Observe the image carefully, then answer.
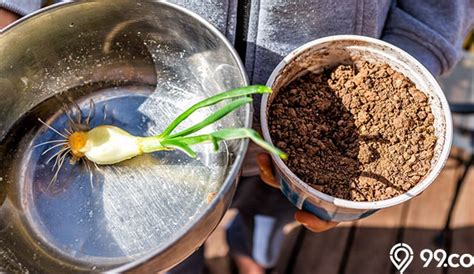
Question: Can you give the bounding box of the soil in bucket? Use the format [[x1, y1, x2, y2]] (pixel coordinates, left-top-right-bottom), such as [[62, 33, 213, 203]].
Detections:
[[268, 62, 437, 201]]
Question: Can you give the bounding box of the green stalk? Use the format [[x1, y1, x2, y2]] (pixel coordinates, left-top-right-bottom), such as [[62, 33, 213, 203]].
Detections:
[[163, 128, 288, 160], [159, 85, 271, 137], [168, 97, 252, 138], [158, 139, 197, 158]]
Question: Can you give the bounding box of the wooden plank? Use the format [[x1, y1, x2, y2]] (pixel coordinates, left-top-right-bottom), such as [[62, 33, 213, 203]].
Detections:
[[397, 151, 462, 274], [450, 166, 474, 228], [285, 169, 407, 274], [355, 201, 406, 228], [342, 202, 408, 274], [404, 156, 459, 229], [448, 164, 474, 274], [401, 228, 443, 274], [343, 227, 402, 274], [448, 227, 474, 274], [398, 153, 462, 274], [289, 226, 352, 274], [273, 224, 304, 274], [204, 152, 470, 274]]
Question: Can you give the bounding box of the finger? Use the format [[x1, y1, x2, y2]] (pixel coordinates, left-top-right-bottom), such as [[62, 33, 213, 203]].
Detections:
[[0, 8, 20, 29], [294, 210, 339, 233], [257, 152, 279, 188]]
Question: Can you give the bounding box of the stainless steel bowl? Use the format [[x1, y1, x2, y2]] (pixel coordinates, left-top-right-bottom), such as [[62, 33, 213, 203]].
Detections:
[[0, 1, 249, 272]]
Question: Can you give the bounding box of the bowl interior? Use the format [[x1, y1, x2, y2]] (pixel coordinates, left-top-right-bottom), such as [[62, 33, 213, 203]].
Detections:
[[263, 36, 451, 209], [0, 1, 247, 272]]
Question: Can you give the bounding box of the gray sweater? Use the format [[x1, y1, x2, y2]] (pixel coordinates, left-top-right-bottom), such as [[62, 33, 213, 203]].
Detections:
[[1, 0, 473, 82]]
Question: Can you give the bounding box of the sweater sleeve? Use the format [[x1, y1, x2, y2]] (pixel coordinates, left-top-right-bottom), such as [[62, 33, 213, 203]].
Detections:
[[381, 0, 474, 76], [0, 0, 43, 16]]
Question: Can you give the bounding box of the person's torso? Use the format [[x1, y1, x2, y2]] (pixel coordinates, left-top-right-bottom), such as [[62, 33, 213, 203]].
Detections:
[[170, 0, 392, 84]]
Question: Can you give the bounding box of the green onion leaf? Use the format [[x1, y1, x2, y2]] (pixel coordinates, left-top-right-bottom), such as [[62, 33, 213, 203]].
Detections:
[[168, 97, 253, 138], [160, 139, 197, 158], [166, 128, 287, 160], [160, 85, 271, 137]]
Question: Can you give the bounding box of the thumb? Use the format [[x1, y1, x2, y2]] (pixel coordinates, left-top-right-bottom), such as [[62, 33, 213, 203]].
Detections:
[[294, 210, 339, 232], [257, 152, 280, 188]]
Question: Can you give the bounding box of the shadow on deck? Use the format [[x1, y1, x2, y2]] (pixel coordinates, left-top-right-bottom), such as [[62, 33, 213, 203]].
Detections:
[[274, 225, 474, 274], [196, 147, 474, 274]]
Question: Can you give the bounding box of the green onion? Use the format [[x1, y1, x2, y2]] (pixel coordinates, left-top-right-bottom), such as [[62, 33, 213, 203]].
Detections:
[[71, 85, 286, 165]]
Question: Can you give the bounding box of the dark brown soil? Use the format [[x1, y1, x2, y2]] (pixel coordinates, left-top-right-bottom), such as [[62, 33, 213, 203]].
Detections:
[[268, 62, 436, 201]]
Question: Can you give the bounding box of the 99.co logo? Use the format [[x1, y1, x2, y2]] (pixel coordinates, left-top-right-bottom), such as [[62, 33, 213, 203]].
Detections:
[[390, 243, 414, 274], [390, 243, 474, 273], [420, 249, 474, 269]]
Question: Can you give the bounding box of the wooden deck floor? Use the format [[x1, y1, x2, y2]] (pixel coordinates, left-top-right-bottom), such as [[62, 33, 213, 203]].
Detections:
[[276, 151, 474, 274], [202, 148, 474, 274]]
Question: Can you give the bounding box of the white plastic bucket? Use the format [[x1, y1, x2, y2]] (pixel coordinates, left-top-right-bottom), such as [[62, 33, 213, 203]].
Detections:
[[261, 35, 453, 221]]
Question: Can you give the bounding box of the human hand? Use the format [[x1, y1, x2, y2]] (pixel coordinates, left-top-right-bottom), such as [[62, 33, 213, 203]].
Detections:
[[256, 152, 338, 232], [0, 8, 20, 29]]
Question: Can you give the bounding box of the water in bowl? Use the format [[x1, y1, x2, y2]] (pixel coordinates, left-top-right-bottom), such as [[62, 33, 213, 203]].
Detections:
[[0, 82, 229, 268]]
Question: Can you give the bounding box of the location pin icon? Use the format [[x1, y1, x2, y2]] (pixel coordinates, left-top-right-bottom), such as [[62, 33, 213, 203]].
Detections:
[[390, 243, 414, 274]]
